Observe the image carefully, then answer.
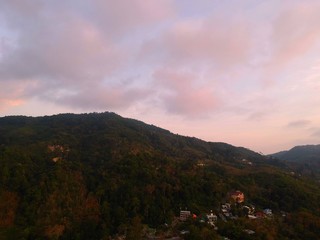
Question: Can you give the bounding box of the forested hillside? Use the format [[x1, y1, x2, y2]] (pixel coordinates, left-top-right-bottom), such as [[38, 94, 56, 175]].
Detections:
[[271, 145, 320, 162], [1, 112, 320, 239], [271, 145, 320, 181]]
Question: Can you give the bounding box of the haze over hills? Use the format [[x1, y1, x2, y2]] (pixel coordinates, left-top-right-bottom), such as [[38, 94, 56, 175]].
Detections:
[[1, 112, 320, 239]]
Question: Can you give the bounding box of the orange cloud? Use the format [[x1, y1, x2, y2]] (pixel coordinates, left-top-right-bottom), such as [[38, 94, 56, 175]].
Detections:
[[0, 97, 25, 111]]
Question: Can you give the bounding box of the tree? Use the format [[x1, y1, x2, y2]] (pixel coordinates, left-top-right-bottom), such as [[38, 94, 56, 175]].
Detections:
[[126, 216, 143, 240]]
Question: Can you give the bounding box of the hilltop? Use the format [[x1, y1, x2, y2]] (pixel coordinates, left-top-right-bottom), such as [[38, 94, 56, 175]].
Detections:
[[0, 112, 320, 239], [271, 144, 320, 181], [271, 144, 320, 162]]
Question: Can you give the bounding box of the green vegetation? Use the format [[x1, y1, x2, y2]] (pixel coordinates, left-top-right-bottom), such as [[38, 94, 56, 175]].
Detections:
[[0, 112, 320, 239]]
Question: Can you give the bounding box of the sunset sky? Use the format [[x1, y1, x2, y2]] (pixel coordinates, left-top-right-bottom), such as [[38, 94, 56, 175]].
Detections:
[[1, 0, 320, 154]]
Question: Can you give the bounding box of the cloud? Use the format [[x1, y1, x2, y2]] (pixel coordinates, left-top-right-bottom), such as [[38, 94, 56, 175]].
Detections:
[[0, 2, 124, 82], [287, 120, 311, 128], [141, 14, 252, 70], [0, 0, 174, 38], [264, 1, 320, 82], [311, 129, 320, 139], [0, 81, 28, 110], [0, 0, 174, 112], [273, 2, 320, 56], [91, 0, 174, 38], [0, 99, 25, 111], [137, 8, 256, 117], [0, 1, 319, 132], [45, 83, 152, 111], [153, 68, 218, 116]]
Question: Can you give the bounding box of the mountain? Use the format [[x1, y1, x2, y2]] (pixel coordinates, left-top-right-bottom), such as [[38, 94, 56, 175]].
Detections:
[[271, 144, 320, 162], [1, 112, 320, 239], [271, 145, 320, 181]]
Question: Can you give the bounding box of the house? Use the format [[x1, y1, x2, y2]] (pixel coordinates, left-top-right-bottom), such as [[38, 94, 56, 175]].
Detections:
[[206, 211, 217, 225], [243, 229, 255, 235], [280, 211, 287, 217], [255, 211, 265, 218], [180, 230, 190, 235], [242, 159, 253, 165], [229, 190, 245, 203], [222, 208, 228, 214], [221, 203, 231, 210], [243, 205, 255, 215], [263, 209, 272, 216], [180, 210, 191, 221], [52, 157, 61, 162], [248, 214, 257, 219], [197, 162, 206, 167]]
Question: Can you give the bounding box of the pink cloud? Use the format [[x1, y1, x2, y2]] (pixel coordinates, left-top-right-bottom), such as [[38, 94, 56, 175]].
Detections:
[[0, 98, 25, 111], [0, 81, 29, 110], [311, 128, 320, 139], [0, 15, 123, 83], [141, 14, 252, 70], [91, 0, 174, 38], [287, 120, 311, 128], [0, 0, 176, 113], [264, 2, 320, 81], [153, 68, 218, 116]]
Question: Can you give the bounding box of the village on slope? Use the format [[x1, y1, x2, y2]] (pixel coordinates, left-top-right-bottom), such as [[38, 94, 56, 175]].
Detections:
[[177, 190, 278, 236]]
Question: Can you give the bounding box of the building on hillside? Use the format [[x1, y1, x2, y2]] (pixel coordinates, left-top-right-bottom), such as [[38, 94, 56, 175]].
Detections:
[[263, 209, 272, 216], [206, 211, 217, 225], [242, 159, 253, 165], [180, 210, 191, 221], [243, 205, 255, 215], [229, 190, 245, 203], [221, 203, 231, 210], [244, 229, 255, 235], [255, 211, 265, 218], [248, 214, 257, 219]]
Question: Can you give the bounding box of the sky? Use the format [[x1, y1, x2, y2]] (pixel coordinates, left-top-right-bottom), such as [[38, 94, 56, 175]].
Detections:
[[0, 0, 320, 154]]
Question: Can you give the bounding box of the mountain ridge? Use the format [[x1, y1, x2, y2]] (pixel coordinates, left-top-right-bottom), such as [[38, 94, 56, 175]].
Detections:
[[270, 144, 320, 162], [0, 112, 320, 239]]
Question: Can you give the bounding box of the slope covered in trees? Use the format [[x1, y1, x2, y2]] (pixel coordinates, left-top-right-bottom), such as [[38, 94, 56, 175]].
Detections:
[[0, 112, 320, 239], [271, 145, 320, 181], [271, 145, 320, 162]]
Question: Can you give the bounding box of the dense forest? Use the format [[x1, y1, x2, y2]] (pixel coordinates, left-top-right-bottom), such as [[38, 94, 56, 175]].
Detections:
[[1, 112, 320, 239]]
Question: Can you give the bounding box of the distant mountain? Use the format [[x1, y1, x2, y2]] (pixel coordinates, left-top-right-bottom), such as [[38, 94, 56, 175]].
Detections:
[[271, 144, 320, 162], [1, 112, 320, 239], [271, 145, 320, 181]]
